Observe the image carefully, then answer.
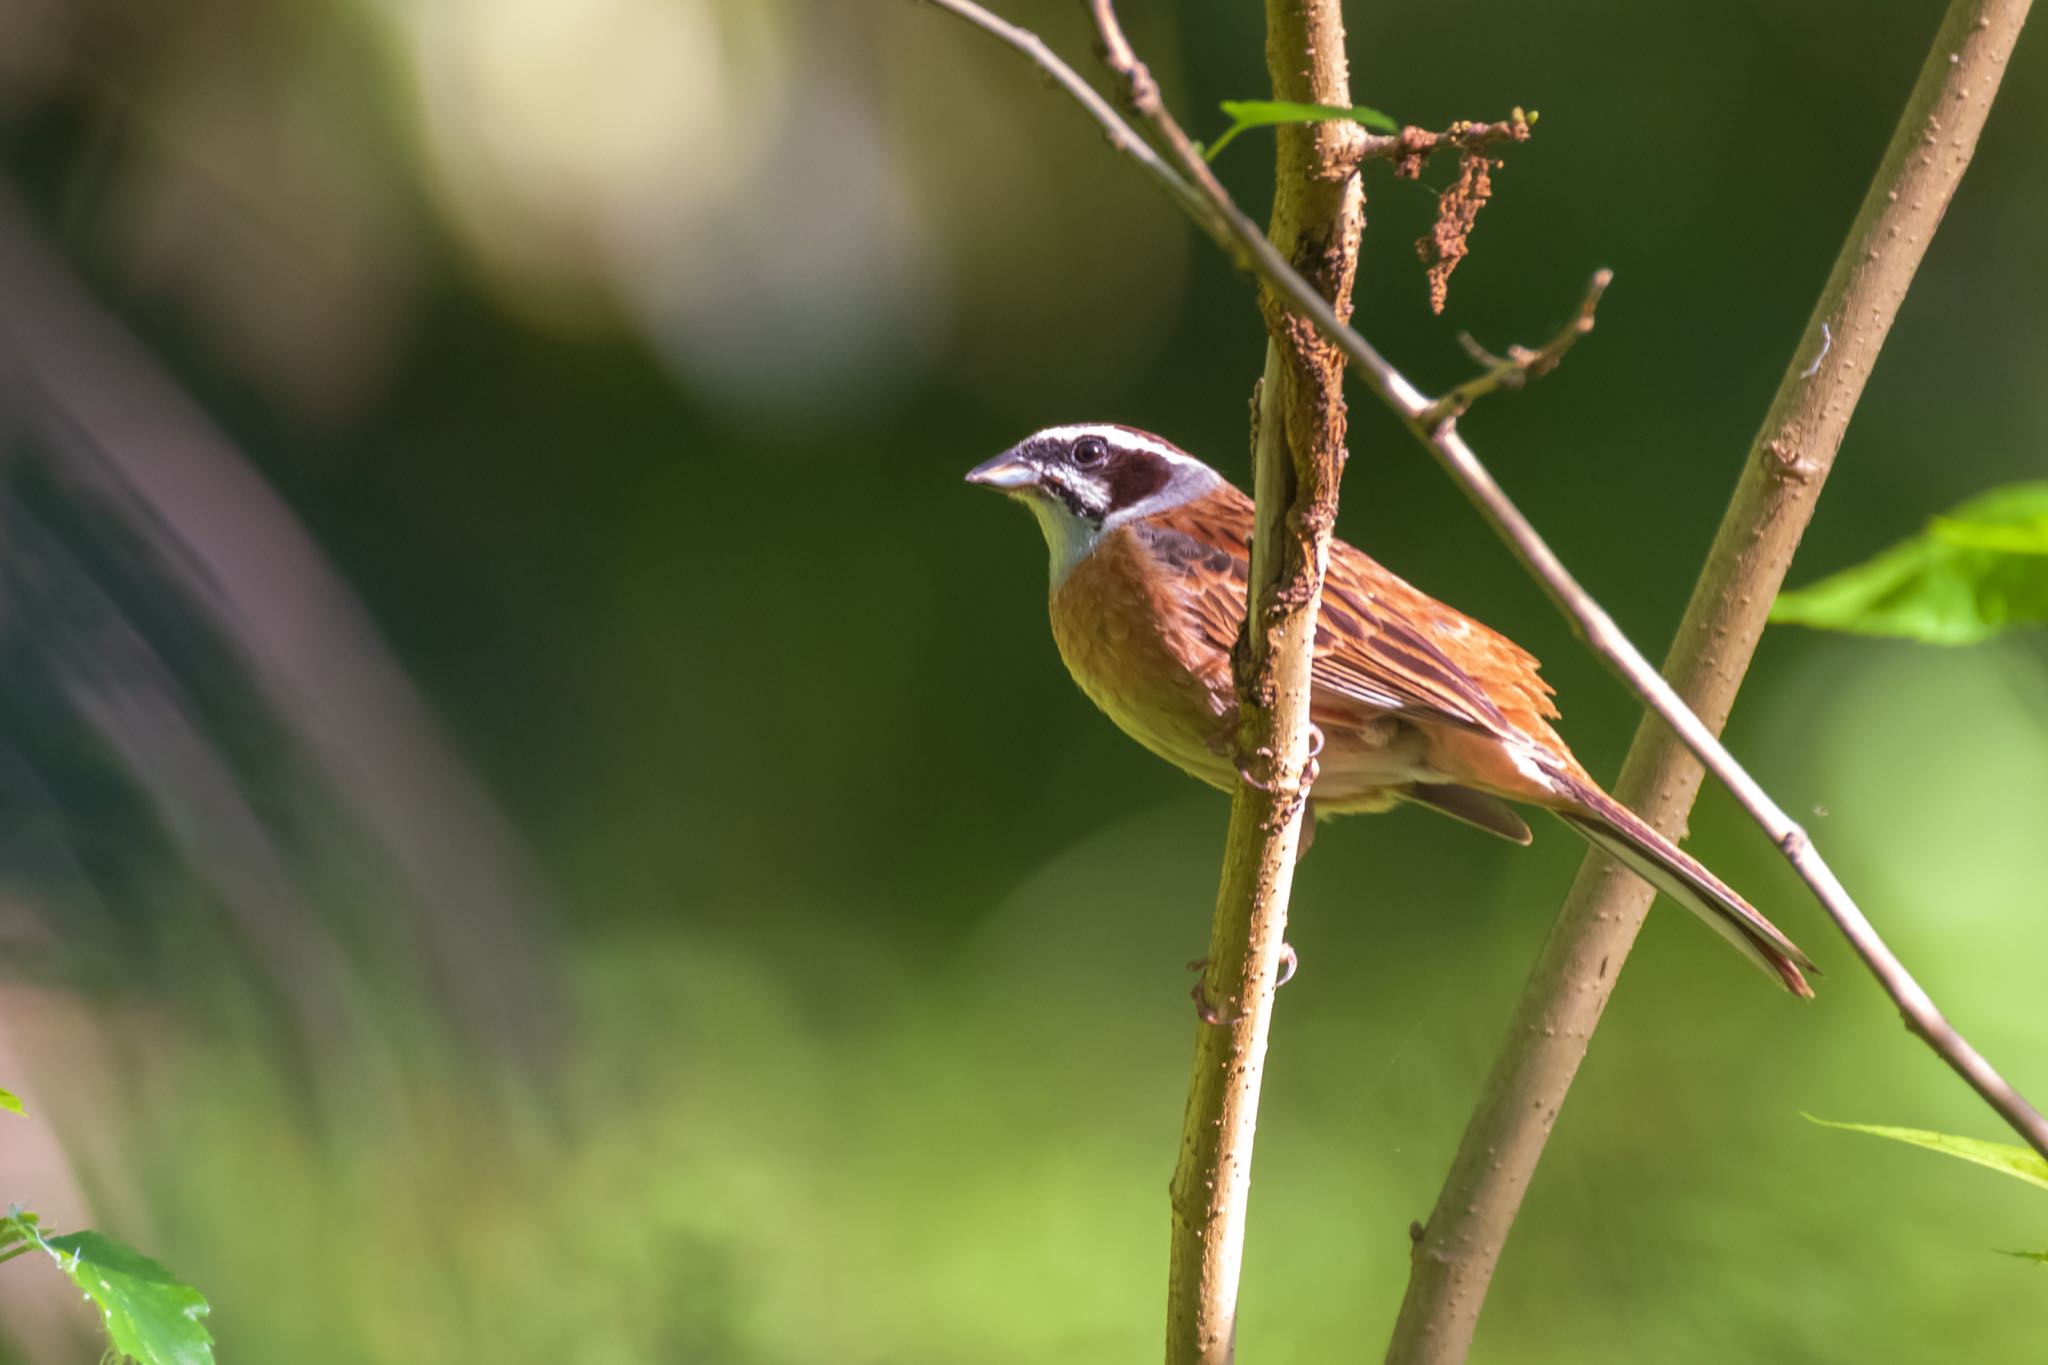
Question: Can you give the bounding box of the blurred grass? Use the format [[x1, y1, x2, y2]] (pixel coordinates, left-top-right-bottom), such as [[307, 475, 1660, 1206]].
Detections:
[[76, 635, 2048, 1364]]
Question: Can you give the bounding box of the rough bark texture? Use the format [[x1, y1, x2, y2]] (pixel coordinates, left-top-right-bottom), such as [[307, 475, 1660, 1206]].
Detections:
[[1162, 3, 1363, 1362], [1385, 3, 2034, 1361]]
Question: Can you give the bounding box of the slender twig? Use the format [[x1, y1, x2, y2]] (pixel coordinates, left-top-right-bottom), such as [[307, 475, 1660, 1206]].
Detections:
[[1386, 3, 2036, 1359], [1352, 113, 1535, 179], [1080, 0, 1246, 253], [1156, 0, 1364, 1356], [920, 0, 2048, 1165], [910, 0, 1220, 233], [1208, 108, 1531, 177], [1426, 268, 1612, 426]]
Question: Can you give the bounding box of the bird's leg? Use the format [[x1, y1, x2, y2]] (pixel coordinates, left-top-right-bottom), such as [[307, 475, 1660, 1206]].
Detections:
[[1190, 979, 1234, 1026], [1304, 731, 1323, 803], [1233, 722, 1323, 796], [1293, 724, 1325, 855], [1186, 942, 1299, 1024], [1200, 723, 1317, 1021], [1234, 745, 1277, 793]]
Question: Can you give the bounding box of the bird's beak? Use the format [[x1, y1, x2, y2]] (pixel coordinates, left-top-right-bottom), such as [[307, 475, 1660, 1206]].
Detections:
[[965, 450, 1040, 491]]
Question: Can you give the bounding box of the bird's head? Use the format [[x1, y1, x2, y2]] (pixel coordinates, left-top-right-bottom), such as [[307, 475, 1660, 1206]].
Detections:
[[966, 424, 1220, 581]]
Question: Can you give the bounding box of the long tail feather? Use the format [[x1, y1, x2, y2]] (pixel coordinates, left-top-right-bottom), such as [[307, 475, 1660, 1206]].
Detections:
[[1548, 783, 1815, 998]]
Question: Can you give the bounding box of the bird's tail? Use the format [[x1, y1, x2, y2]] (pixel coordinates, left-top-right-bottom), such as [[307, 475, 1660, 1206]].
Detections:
[[1547, 778, 1816, 998]]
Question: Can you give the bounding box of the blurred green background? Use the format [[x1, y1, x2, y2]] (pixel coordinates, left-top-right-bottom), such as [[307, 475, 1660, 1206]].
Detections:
[[1, 0, 2045, 1361]]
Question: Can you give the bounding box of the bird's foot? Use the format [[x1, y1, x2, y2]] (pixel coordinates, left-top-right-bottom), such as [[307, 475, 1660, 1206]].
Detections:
[[1185, 942, 1298, 1025], [1190, 980, 1234, 1026], [1234, 745, 1277, 793], [1233, 724, 1323, 795]]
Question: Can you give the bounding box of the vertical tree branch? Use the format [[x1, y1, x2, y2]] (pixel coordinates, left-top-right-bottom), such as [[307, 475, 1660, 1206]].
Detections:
[[1152, 1, 1363, 1359], [1385, 2, 2033, 1361]]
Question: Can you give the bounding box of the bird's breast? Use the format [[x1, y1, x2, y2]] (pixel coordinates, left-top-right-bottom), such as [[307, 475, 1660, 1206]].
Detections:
[[1047, 530, 1236, 788]]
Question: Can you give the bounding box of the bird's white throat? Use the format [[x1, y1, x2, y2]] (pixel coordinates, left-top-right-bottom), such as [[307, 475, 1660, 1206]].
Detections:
[[1022, 494, 1105, 586]]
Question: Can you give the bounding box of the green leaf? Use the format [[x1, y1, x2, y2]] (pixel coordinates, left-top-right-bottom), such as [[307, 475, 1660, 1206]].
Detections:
[[0, 1210, 39, 1264], [1206, 99, 1399, 162], [2002, 1249, 2048, 1264], [1931, 512, 2048, 555], [4, 1216, 214, 1365], [0, 1087, 20, 1115], [1803, 1114, 2048, 1192], [1771, 482, 2048, 644]]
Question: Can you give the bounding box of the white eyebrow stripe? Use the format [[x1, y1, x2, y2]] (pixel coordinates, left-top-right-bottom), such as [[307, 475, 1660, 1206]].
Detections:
[[1031, 423, 1202, 469]]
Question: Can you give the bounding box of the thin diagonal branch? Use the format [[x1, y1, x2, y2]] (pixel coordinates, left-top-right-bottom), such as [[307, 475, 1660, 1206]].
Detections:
[[921, 0, 2048, 1166], [1387, 3, 2036, 1359], [912, 0, 1217, 229]]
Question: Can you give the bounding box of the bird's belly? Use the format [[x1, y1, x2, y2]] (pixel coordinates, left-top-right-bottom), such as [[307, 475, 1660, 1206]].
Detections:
[[1046, 537, 1441, 809]]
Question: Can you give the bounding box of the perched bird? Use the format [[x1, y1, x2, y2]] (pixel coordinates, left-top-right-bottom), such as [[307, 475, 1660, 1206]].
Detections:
[[967, 423, 1814, 996]]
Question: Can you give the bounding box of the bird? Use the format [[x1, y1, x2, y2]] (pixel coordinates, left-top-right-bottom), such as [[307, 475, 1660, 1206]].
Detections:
[[966, 422, 1815, 996]]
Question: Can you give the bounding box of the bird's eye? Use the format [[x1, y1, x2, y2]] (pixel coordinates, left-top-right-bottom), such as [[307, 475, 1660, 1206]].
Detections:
[[1071, 436, 1109, 467]]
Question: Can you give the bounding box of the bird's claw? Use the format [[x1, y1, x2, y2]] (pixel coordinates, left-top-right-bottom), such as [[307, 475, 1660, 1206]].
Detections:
[[1235, 746, 1276, 793], [1191, 980, 1235, 1026], [1234, 724, 1324, 794], [1302, 724, 1324, 789], [1186, 942, 1298, 1025]]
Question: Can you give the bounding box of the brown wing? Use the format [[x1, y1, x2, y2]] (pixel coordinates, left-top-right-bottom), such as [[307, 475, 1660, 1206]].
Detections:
[[1321, 536, 1562, 736], [1139, 488, 1563, 746], [1122, 498, 1247, 705]]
